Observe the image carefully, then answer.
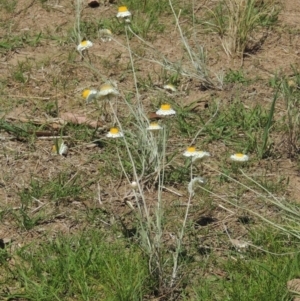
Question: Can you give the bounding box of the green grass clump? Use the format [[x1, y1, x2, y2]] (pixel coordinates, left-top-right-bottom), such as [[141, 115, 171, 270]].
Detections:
[[0, 32, 43, 55], [190, 228, 299, 301], [0, 0, 17, 13], [200, 100, 269, 154], [14, 173, 90, 230], [220, 256, 291, 300], [269, 69, 300, 158], [18, 173, 84, 206], [203, 0, 280, 56], [2, 231, 151, 301], [224, 69, 249, 84]]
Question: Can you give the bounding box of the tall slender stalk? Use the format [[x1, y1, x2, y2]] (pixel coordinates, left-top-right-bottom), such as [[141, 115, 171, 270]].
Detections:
[[171, 161, 193, 287], [75, 0, 83, 43], [260, 89, 278, 158]]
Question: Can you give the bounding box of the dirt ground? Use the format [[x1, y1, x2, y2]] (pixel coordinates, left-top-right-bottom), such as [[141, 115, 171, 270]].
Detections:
[[1, 0, 300, 262]]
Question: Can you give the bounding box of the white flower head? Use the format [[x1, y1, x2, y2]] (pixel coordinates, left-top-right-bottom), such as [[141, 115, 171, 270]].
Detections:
[[52, 141, 68, 156], [99, 29, 113, 42], [188, 177, 207, 195], [192, 151, 210, 162], [156, 104, 176, 116], [82, 89, 98, 103], [147, 122, 162, 131], [163, 84, 177, 92], [106, 127, 124, 138], [77, 40, 93, 52], [117, 6, 131, 18], [183, 146, 198, 157], [97, 83, 119, 98], [184, 147, 210, 161], [230, 153, 249, 162]]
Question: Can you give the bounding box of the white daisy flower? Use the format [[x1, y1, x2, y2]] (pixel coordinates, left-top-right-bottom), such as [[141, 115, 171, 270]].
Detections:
[[82, 89, 98, 103], [156, 104, 176, 116], [183, 146, 198, 157], [163, 84, 177, 92], [52, 141, 68, 156], [230, 153, 249, 162], [97, 83, 119, 98], [117, 6, 131, 18], [99, 29, 113, 42], [106, 127, 124, 138], [77, 40, 93, 52], [188, 177, 207, 195], [184, 147, 210, 160], [192, 151, 210, 162], [147, 122, 162, 131]]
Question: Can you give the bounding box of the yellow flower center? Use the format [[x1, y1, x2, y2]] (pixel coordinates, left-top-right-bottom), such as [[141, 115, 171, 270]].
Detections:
[[81, 40, 88, 46], [150, 122, 158, 126], [235, 153, 244, 157], [82, 89, 91, 99], [118, 6, 128, 12], [110, 127, 119, 134], [187, 146, 196, 153], [161, 104, 171, 110]]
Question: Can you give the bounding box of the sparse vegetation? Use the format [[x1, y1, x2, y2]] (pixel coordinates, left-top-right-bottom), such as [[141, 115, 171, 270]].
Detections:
[[1, 0, 300, 300], [206, 0, 280, 57]]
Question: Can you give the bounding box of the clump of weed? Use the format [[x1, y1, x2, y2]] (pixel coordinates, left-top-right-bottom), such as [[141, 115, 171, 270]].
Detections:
[[206, 0, 280, 57]]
